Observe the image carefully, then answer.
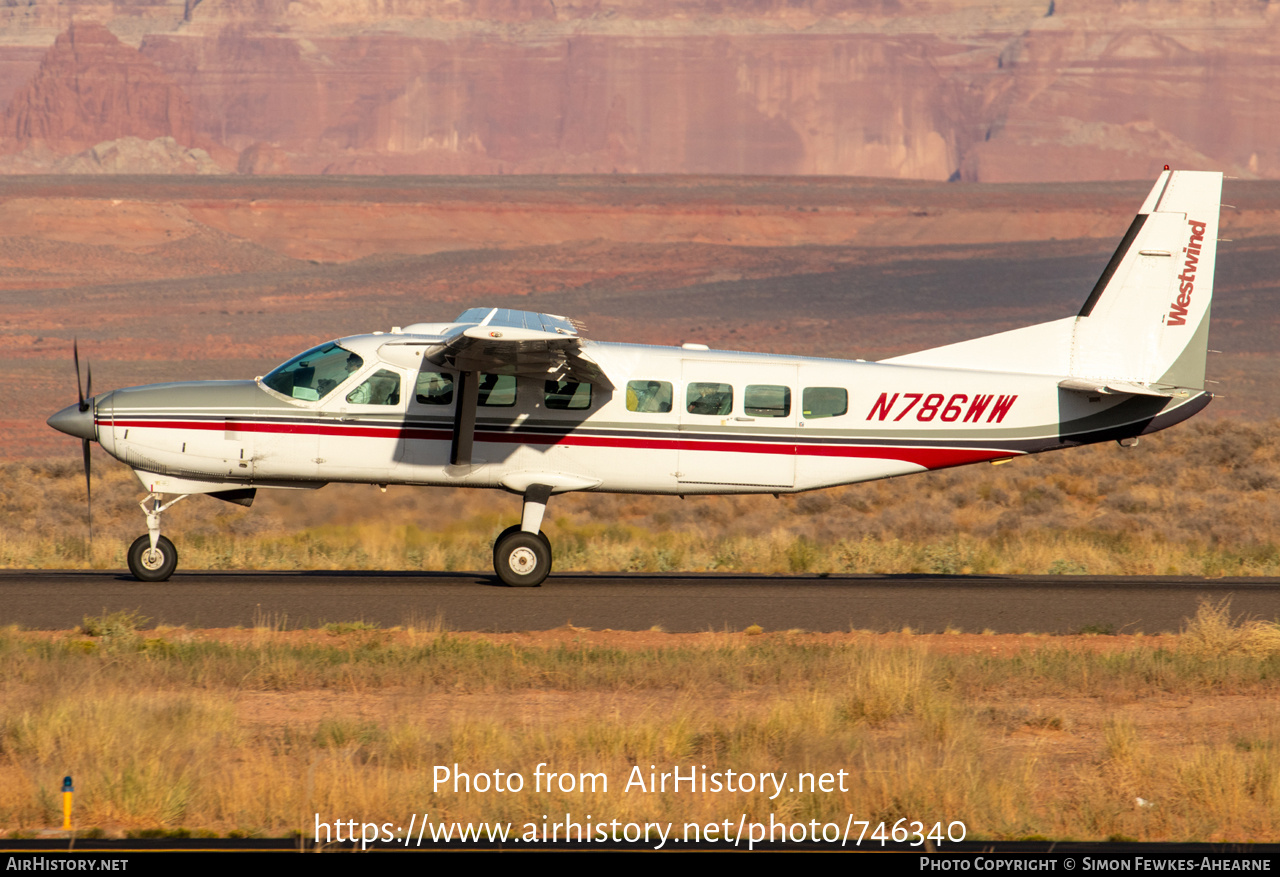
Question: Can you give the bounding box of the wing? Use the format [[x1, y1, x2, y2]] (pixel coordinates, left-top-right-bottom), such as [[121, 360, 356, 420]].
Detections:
[[382, 307, 613, 389], [378, 308, 613, 467]]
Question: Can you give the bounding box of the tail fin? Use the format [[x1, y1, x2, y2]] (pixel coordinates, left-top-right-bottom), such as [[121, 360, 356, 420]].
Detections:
[[1069, 170, 1221, 390], [883, 169, 1223, 392]]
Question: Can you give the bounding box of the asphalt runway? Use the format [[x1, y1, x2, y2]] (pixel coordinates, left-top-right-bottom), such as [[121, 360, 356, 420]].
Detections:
[[4, 570, 1280, 633]]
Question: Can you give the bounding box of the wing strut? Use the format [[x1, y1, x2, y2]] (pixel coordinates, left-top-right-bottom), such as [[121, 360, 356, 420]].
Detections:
[[450, 371, 480, 466]]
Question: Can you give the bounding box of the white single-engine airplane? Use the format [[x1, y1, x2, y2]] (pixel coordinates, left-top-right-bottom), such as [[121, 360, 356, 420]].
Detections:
[[49, 169, 1222, 586]]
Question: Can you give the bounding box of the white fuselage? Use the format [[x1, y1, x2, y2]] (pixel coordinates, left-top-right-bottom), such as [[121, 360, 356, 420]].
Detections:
[[91, 336, 1203, 499]]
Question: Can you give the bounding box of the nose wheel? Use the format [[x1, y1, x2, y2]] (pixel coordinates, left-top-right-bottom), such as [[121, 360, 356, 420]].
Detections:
[[127, 534, 178, 582], [126, 492, 188, 582]]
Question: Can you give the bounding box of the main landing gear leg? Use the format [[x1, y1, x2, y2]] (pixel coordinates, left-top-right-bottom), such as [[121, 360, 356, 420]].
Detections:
[[126, 493, 189, 582], [492, 484, 553, 587]]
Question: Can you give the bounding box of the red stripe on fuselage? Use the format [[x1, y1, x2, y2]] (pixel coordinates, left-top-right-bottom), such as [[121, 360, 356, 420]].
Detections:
[[113, 418, 452, 441], [106, 418, 1018, 471]]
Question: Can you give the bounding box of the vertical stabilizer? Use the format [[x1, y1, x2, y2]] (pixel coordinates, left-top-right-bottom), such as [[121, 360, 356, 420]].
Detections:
[[1069, 170, 1221, 389]]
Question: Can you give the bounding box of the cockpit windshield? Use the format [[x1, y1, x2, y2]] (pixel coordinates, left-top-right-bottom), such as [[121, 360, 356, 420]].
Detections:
[[261, 343, 362, 402]]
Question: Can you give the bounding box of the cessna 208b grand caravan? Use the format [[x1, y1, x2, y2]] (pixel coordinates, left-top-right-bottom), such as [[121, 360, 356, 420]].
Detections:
[[49, 169, 1222, 586]]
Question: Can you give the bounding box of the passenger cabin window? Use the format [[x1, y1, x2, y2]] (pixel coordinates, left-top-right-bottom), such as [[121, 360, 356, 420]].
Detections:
[[626, 380, 673, 413], [544, 380, 591, 410], [262, 343, 361, 402], [745, 384, 791, 418], [346, 369, 402, 405], [414, 371, 454, 405], [478, 373, 516, 407], [686, 382, 733, 416], [802, 387, 848, 419]]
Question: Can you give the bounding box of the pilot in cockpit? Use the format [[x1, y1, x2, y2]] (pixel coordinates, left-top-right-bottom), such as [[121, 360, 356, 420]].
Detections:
[[315, 352, 362, 399], [343, 354, 373, 403]]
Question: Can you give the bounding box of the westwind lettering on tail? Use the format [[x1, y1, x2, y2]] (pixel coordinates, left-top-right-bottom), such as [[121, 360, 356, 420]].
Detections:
[[1169, 218, 1207, 326]]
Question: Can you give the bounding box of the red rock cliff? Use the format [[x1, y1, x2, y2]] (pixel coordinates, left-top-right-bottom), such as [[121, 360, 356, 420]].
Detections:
[[2, 21, 195, 153], [1, 1, 1279, 181]]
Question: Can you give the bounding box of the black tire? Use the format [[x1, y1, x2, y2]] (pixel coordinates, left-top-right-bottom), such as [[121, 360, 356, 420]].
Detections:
[[495, 525, 550, 550], [493, 528, 552, 587], [127, 534, 178, 582]]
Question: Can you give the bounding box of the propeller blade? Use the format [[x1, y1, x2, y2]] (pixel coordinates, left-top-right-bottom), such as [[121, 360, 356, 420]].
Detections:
[[72, 339, 93, 548], [81, 437, 93, 546], [74, 339, 87, 412]]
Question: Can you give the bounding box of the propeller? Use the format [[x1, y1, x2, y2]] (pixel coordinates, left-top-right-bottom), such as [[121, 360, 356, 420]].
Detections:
[[73, 339, 92, 546], [48, 340, 101, 553]]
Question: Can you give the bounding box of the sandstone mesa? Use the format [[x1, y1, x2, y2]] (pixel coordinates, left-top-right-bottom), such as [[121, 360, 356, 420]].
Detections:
[[0, 0, 1274, 180]]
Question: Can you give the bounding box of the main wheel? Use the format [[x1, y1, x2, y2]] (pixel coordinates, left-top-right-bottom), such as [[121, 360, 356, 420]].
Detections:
[[127, 534, 178, 582], [493, 527, 552, 587]]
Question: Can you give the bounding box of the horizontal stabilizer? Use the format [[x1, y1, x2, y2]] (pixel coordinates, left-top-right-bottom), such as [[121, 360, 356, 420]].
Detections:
[[1058, 378, 1177, 398]]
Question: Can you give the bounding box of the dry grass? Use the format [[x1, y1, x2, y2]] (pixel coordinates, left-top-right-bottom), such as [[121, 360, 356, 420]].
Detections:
[[0, 601, 1278, 841], [12, 419, 1280, 576], [1180, 597, 1280, 659]]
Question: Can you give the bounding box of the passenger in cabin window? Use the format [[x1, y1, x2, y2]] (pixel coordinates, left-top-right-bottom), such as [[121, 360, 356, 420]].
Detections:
[[415, 372, 454, 405], [641, 381, 663, 412], [477, 373, 499, 405], [686, 382, 732, 416], [477, 373, 516, 406], [627, 380, 673, 413]]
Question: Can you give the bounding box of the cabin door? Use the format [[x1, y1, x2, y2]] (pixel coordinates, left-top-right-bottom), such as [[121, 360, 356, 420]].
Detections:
[[677, 360, 798, 488]]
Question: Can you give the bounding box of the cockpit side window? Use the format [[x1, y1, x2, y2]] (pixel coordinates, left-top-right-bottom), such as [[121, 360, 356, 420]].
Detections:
[[262, 343, 362, 402], [346, 369, 402, 406]]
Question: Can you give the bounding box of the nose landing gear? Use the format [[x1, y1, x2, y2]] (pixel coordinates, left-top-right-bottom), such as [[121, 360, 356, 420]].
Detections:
[[126, 493, 188, 582]]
